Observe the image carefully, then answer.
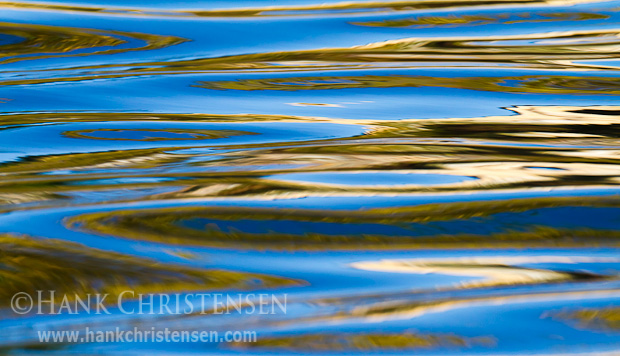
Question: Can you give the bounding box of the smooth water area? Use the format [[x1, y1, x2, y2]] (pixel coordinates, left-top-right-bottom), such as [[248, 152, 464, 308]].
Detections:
[[1, 0, 620, 354], [265, 171, 479, 186]]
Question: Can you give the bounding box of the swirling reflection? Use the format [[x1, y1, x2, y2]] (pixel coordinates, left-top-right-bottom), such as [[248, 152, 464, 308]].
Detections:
[[1, 0, 620, 354]]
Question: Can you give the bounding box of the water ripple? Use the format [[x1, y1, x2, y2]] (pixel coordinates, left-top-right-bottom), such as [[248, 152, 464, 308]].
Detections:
[[1, 0, 620, 354]]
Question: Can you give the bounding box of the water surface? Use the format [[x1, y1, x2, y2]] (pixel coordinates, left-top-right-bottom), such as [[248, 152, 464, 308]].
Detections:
[[1, 0, 620, 354]]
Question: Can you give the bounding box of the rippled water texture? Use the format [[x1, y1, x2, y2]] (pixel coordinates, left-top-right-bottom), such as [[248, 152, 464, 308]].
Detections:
[[2, 0, 620, 354]]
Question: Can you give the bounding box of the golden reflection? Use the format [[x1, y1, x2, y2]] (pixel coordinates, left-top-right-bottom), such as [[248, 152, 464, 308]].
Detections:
[[0, 234, 300, 308], [1, 106, 619, 209], [352, 256, 613, 288], [307, 287, 620, 326], [199, 75, 620, 95], [230, 332, 495, 351], [64, 194, 620, 250], [353, 11, 609, 28], [0, 147, 180, 174], [551, 307, 620, 331], [2, 0, 619, 353], [280, 257, 618, 326], [5, 28, 620, 86], [0, 0, 606, 18], [0, 21, 186, 65], [63, 128, 256, 141], [0, 112, 323, 126]]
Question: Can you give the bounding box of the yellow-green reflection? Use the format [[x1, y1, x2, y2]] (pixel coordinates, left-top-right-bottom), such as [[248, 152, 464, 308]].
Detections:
[[277, 257, 616, 327], [0, 21, 185, 65], [0, 0, 604, 18], [64, 194, 620, 250], [552, 307, 620, 331], [0, 147, 178, 174], [63, 128, 256, 141], [0, 112, 314, 126], [1, 106, 619, 210], [0, 234, 300, 307], [230, 332, 495, 351], [4, 28, 620, 86], [353, 11, 609, 28], [198, 74, 620, 95]]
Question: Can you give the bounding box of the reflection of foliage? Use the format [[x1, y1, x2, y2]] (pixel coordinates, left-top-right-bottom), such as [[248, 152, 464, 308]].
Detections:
[[0, 22, 121, 58], [63, 128, 257, 141], [0, 0, 587, 17], [5, 28, 620, 86], [66, 196, 620, 250], [373, 121, 620, 141], [369, 195, 620, 220], [0, 112, 310, 126], [1, 106, 619, 206], [197, 75, 620, 95], [0, 234, 299, 307], [284, 144, 478, 154], [0, 147, 177, 173], [0, 21, 186, 65], [292, 257, 612, 327], [353, 11, 609, 28], [1, 106, 619, 205], [231, 332, 494, 351], [552, 307, 620, 331]]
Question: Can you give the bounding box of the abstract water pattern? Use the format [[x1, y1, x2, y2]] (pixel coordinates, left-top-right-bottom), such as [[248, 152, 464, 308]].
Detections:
[[1, 0, 620, 354]]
